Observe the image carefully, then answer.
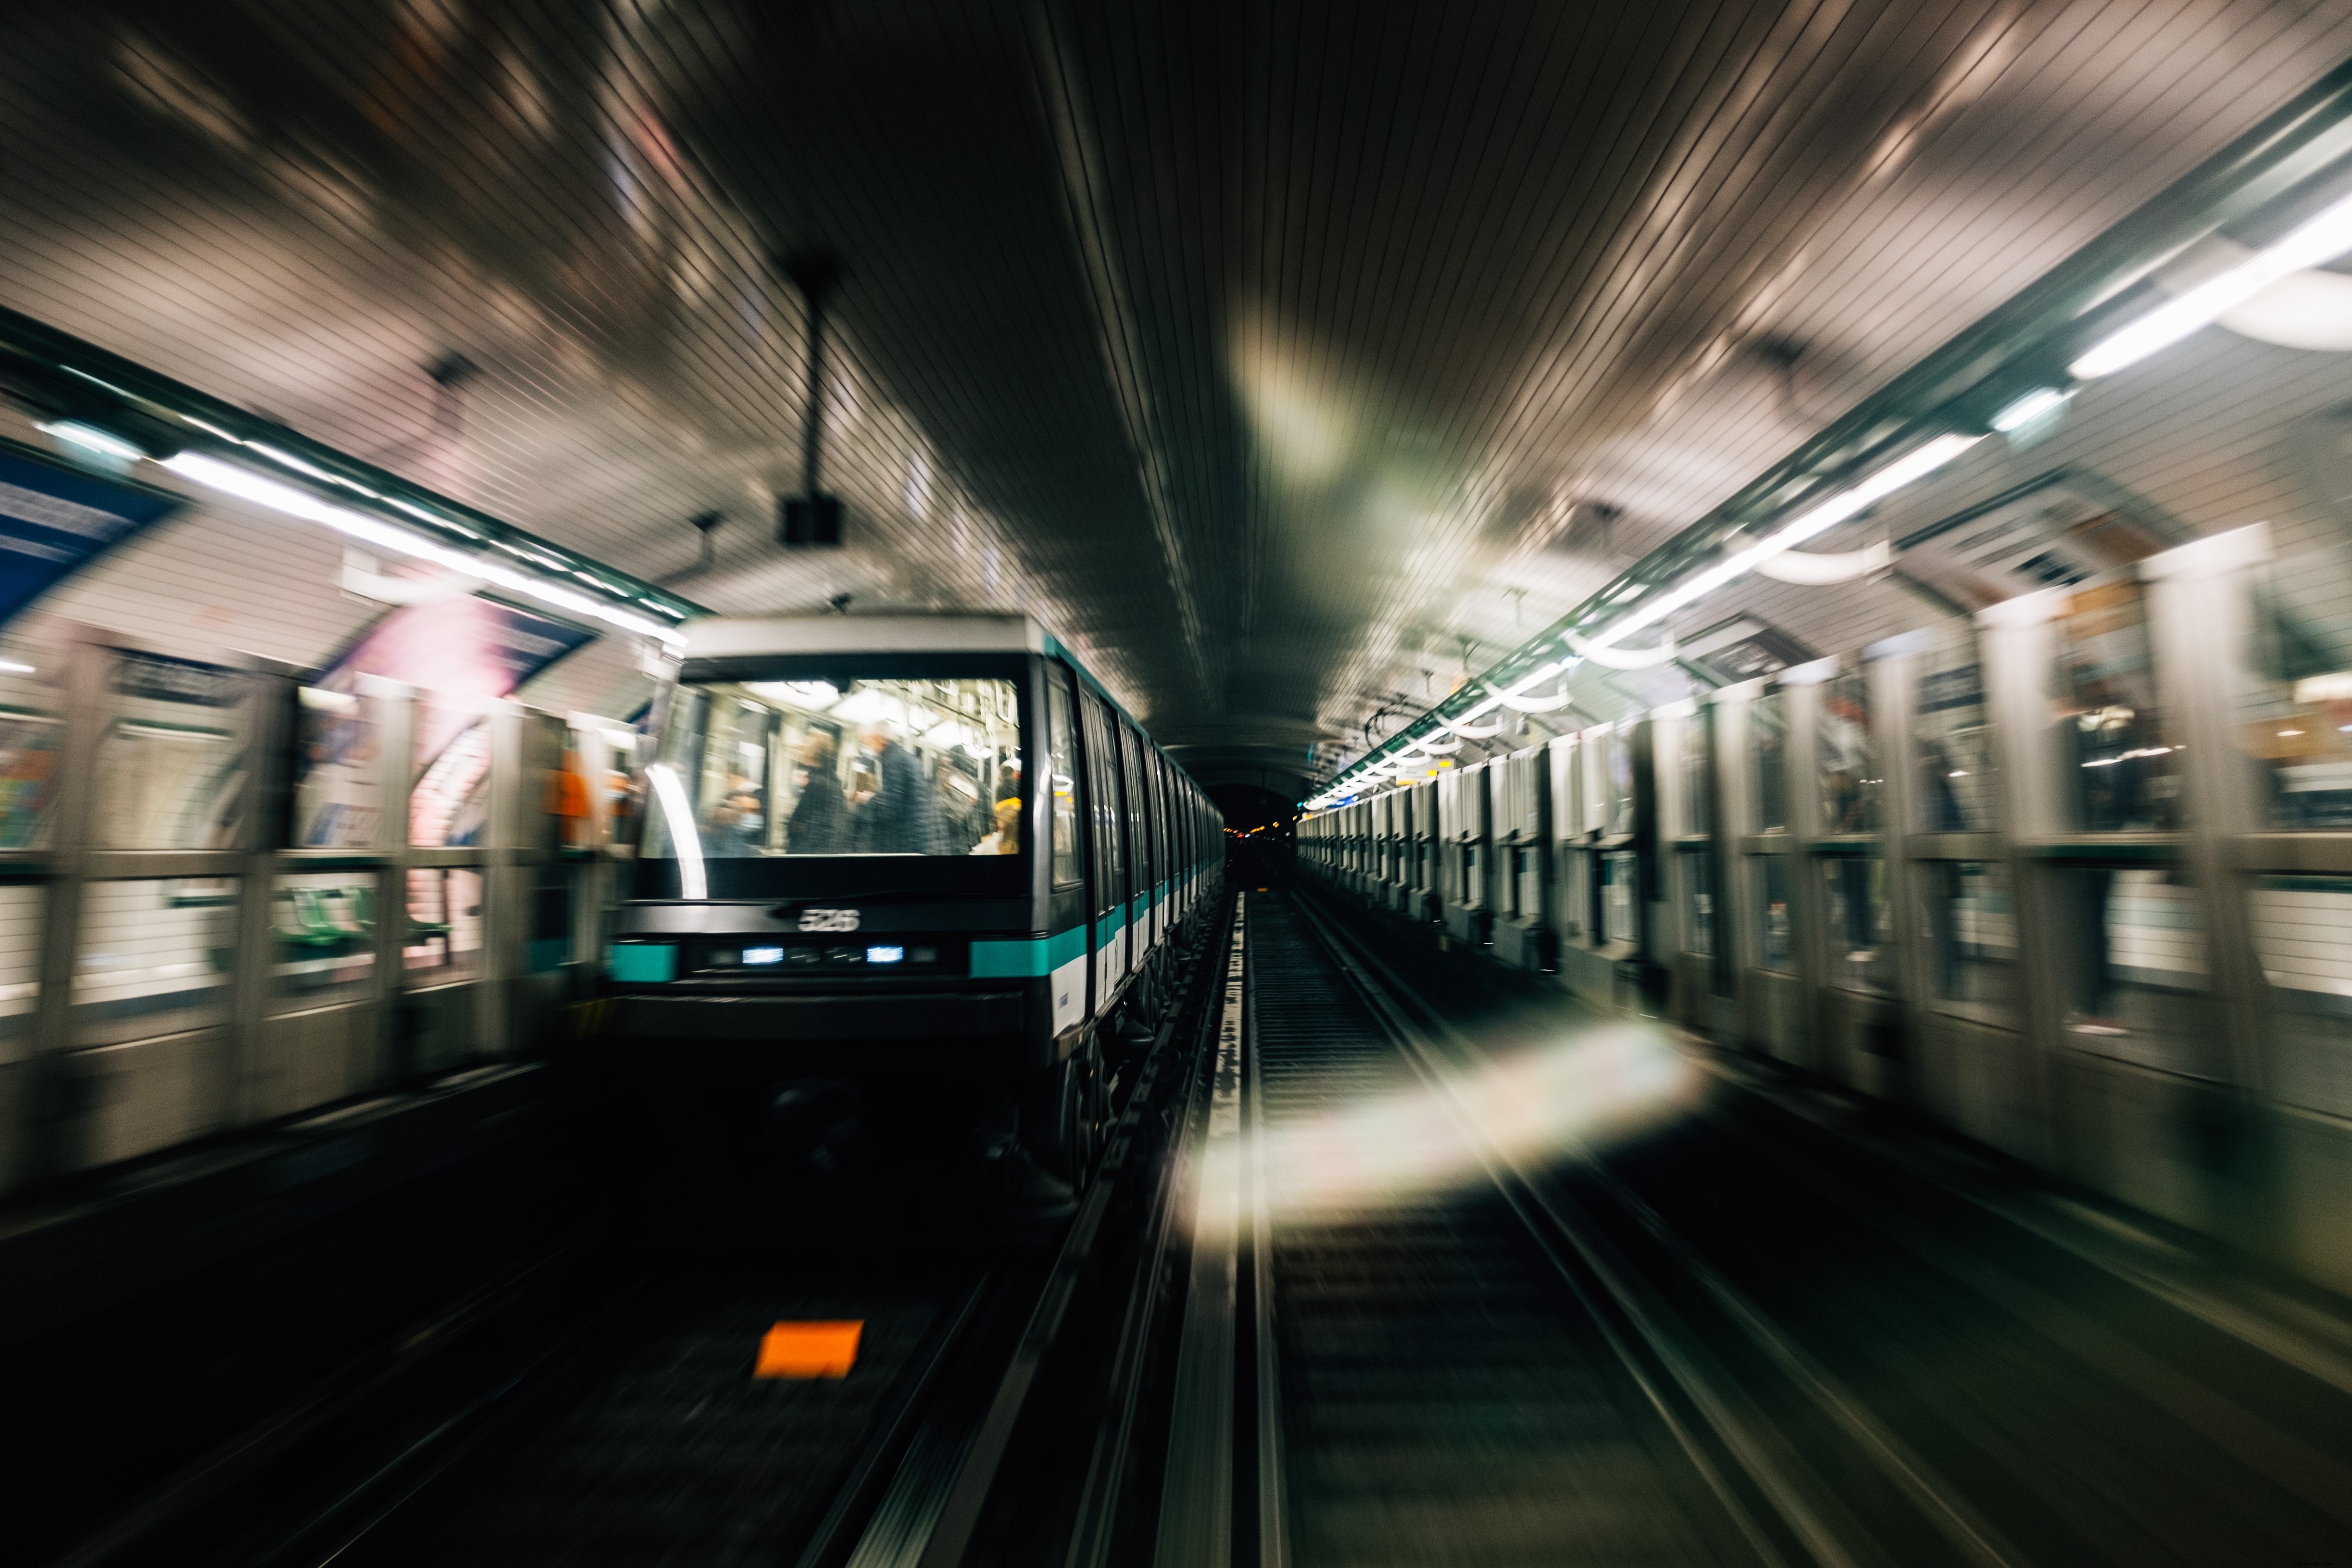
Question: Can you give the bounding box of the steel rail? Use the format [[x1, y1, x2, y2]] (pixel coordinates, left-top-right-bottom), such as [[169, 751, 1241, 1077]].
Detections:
[[828, 909, 1236, 1568], [1150, 898, 1251, 1568], [1283, 891, 1826, 1568], [1061, 904, 1241, 1568], [1290, 887, 2031, 1568], [1243, 911, 1288, 1568]]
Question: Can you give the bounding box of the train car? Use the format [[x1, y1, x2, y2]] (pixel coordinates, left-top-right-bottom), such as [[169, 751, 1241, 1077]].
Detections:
[[601, 614, 1220, 1195]]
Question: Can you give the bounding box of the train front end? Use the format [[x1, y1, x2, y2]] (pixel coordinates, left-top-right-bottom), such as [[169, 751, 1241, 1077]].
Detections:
[[599, 615, 1070, 1182]]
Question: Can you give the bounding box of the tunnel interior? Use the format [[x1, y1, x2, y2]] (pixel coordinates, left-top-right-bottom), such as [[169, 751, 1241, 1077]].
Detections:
[[4, 5, 2352, 1565]]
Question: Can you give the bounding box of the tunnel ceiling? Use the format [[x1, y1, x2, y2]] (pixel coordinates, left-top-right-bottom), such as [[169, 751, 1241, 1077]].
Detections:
[[6, 1, 2352, 795]]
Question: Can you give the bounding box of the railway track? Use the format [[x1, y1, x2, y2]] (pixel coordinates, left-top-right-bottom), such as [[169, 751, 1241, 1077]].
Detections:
[[1240, 883, 2352, 1568], [1209, 892, 1821, 1568], [36, 917, 1232, 1568], [50, 888, 2352, 1568]]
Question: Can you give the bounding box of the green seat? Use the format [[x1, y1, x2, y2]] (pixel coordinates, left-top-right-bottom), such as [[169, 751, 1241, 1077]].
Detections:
[[406, 880, 453, 944], [276, 886, 344, 950], [324, 885, 372, 938]]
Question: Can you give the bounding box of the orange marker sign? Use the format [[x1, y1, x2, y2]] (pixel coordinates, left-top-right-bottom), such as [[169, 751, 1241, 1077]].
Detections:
[[754, 1320, 863, 1379]]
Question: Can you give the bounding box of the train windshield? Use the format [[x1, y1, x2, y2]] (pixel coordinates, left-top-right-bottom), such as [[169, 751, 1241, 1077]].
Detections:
[[643, 673, 1026, 874]]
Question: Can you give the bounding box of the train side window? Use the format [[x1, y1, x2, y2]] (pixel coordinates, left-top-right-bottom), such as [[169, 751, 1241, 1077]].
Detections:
[[1819, 854, 1893, 993], [1923, 860, 2016, 1025], [1121, 726, 1149, 897], [1757, 855, 1794, 971], [0, 641, 61, 852], [2053, 579, 2181, 832], [1146, 749, 1167, 891], [1915, 630, 1997, 833], [1046, 671, 1082, 887], [1819, 672, 1879, 835], [2240, 568, 2352, 830], [1752, 695, 1788, 832], [1607, 728, 1636, 837], [1678, 708, 1711, 838], [2054, 865, 2214, 1076], [1088, 698, 1126, 913], [2250, 876, 2352, 1117]]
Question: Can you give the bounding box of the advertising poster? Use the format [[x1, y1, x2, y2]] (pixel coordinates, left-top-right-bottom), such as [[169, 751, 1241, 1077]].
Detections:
[[314, 593, 593, 846], [0, 441, 183, 627], [0, 442, 184, 848]]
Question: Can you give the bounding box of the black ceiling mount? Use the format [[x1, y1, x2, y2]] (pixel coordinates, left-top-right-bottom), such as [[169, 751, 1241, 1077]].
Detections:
[[778, 249, 844, 549], [656, 509, 725, 586]]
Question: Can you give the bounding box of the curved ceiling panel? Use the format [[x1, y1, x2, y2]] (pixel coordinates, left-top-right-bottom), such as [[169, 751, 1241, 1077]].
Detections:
[[1, 0, 2348, 782]]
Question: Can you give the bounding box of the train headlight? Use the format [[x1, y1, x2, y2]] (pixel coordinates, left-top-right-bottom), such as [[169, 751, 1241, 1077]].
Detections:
[[742, 946, 785, 966], [865, 945, 906, 965]]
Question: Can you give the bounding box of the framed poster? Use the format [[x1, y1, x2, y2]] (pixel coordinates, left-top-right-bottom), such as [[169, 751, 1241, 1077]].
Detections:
[[0, 439, 183, 628], [313, 593, 594, 846]]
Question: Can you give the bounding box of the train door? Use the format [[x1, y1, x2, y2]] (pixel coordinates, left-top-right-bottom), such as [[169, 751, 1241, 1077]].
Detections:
[[1790, 649, 1911, 1099], [1545, 734, 1581, 961], [1117, 724, 1149, 966], [1653, 699, 1716, 1029], [1149, 746, 1167, 947], [1886, 615, 2027, 1157], [1412, 779, 1438, 920], [1434, 770, 1460, 931], [1555, 723, 1623, 1009], [1494, 745, 1551, 971], [1079, 691, 1127, 1007], [1487, 762, 1511, 928], [1441, 762, 1490, 946], [1357, 802, 1373, 897], [1376, 791, 1398, 909], [1042, 665, 1089, 1036], [1727, 677, 1805, 1062], [1136, 745, 1158, 953], [1153, 749, 1167, 947], [1616, 715, 1664, 1011]]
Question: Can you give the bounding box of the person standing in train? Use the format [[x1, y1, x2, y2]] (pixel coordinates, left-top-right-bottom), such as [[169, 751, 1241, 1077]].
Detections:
[[853, 723, 946, 854], [787, 732, 850, 853]]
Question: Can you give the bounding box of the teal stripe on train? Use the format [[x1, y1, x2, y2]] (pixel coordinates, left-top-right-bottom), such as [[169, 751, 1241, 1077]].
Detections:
[[969, 925, 1089, 978]]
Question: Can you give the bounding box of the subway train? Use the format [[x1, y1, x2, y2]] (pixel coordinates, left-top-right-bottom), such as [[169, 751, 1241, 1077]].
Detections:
[[1301, 525, 2352, 1292], [599, 614, 1222, 1191]]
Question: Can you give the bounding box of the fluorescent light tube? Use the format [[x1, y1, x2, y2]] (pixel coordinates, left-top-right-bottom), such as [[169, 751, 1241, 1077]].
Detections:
[[1589, 434, 1980, 649], [162, 452, 683, 646], [1991, 388, 2072, 431], [2072, 187, 2352, 379], [38, 420, 145, 462]]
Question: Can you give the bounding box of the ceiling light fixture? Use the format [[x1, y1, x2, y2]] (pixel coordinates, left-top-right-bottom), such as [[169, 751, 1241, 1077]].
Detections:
[[1990, 387, 2073, 431], [2071, 185, 2352, 379], [1307, 433, 1980, 808], [162, 452, 684, 646], [36, 419, 146, 463], [1584, 434, 1981, 652]]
